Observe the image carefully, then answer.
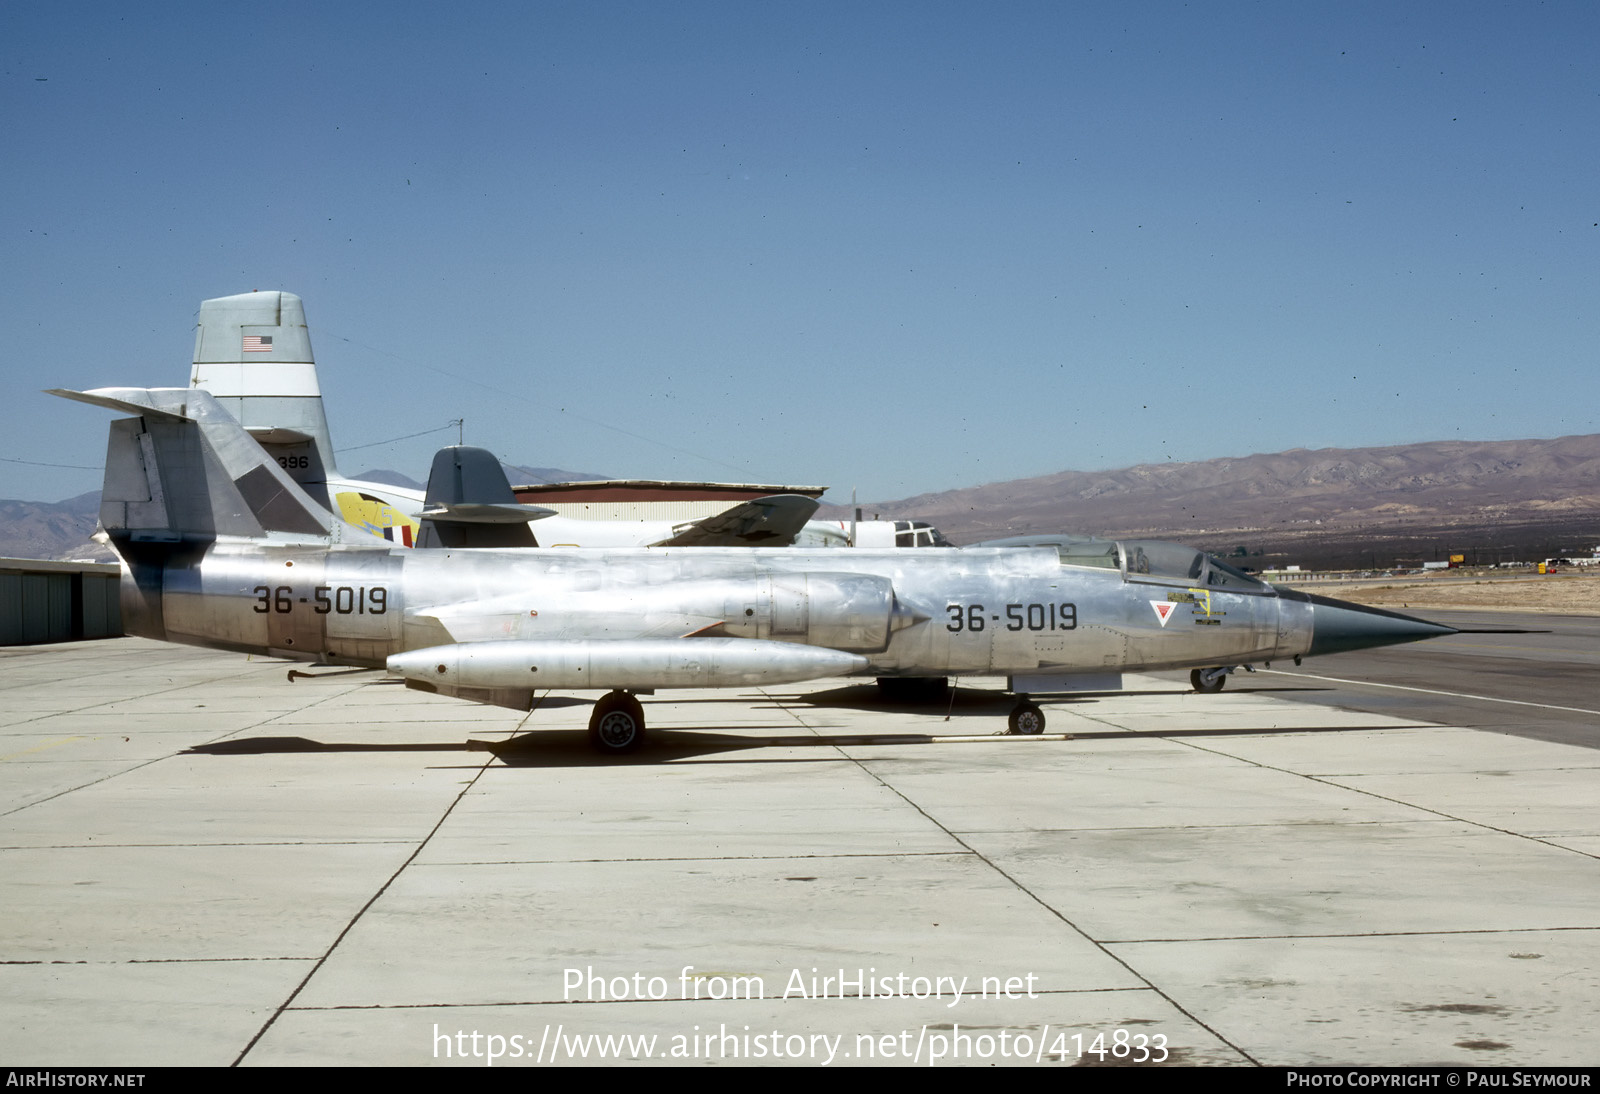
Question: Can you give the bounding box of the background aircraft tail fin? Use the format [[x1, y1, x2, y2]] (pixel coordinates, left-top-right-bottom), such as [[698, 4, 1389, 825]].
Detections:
[[416, 446, 553, 548], [51, 386, 346, 542], [190, 290, 339, 506]]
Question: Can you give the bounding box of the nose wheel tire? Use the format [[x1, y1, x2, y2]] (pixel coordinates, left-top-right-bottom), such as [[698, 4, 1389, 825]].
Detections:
[[1190, 667, 1229, 694], [1008, 701, 1045, 735], [588, 691, 646, 754]]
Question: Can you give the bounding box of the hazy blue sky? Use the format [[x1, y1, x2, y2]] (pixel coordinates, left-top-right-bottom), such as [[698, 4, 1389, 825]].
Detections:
[[4, 1, 1596, 505]]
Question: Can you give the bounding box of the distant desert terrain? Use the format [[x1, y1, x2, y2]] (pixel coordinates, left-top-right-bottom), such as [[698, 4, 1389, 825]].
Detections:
[[1310, 570, 1600, 614]]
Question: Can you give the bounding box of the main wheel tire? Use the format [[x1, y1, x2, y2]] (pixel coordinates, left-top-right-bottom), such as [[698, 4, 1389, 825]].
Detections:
[[1190, 668, 1228, 694], [587, 691, 646, 754], [1008, 701, 1045, 735]]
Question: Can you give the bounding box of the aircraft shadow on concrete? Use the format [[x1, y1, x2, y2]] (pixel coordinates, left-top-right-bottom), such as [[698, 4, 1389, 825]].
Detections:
[[184, 729, 828, 768], [784, 681, 1334, 713], [182, 681, 1383, 769], [183, 720, 1420, 769]]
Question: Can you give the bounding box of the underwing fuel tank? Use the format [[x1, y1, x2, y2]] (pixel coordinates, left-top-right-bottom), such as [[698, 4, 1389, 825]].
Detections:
[[388, 638, 869, 691]]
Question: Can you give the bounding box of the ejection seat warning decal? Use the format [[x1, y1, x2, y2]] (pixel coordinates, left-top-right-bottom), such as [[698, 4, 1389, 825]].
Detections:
[[1160, 589, 1227, 625]]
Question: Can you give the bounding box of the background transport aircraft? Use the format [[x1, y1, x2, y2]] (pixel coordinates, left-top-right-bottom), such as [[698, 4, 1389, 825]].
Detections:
[[55, 383, 1457, 753], [190, 290, 423, 544], [805, 519, 952, 548], [416, 444, 820, 548], [189, 290, 949, 549]]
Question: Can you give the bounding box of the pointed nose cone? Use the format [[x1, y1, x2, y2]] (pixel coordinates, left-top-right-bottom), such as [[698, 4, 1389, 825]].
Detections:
[[1304, 593, 1457, 657]]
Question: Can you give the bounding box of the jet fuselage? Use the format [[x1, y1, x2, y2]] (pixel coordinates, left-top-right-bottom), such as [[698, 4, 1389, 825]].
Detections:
[[126, 538, 1304, 685]]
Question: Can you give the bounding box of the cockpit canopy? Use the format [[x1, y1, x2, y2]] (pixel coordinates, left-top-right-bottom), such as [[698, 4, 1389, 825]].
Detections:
[[978, 534, 1267, 592], [1120, 539, 1263, 590], [893, 520, 953, 548]]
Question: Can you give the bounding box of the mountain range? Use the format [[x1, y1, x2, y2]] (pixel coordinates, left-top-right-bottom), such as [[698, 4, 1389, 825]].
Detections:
[[817, 434, 1600, 568], [5, 438, 1596, 570]]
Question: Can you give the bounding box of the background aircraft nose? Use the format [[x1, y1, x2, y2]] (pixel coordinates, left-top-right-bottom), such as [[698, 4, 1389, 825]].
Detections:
[[1303, 593, 1458, 657]]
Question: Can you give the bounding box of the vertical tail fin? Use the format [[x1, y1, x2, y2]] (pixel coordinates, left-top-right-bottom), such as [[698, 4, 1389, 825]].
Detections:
[[190, 290, 338, 504], [50, 386, 343, 541], [416, 446, 551, 548]]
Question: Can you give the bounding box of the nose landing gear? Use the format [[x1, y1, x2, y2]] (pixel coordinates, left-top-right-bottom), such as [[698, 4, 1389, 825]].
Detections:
[[1191, 665, 1253, 693]]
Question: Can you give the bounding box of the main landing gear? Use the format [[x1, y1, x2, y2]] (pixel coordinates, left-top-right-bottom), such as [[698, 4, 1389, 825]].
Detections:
[[587, 690, 646, 754], [1008, 699, 1045, 735], [582, 685, 1053, 755]]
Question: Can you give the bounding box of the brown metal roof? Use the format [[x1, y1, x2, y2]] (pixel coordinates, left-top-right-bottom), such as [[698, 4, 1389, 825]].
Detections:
[[511, 480, 828, 504]]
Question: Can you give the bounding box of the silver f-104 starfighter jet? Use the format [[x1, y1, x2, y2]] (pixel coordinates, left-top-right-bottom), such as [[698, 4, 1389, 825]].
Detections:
[[54, 385, 1455, 754]]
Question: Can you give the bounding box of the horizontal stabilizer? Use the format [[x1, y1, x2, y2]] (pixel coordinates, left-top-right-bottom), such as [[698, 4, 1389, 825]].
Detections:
[[420, 502, 557, 524], [418, 445, 540, 548], [47, 387, 196, 423]]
